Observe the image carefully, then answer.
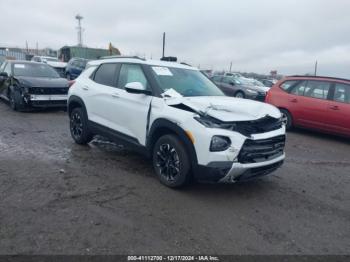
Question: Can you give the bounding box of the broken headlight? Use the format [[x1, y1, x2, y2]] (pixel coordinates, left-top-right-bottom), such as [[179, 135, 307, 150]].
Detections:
[[194, 116, 237, 130]]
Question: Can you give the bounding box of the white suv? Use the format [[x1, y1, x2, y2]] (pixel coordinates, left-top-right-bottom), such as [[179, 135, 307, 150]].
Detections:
[[68, 57, 286, 188]]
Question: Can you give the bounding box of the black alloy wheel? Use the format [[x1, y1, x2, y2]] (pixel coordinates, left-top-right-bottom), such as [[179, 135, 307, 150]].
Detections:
[[153, 135, 191, 188]]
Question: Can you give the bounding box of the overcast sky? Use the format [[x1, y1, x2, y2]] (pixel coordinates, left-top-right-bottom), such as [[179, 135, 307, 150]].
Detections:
[[1, 0, 350, 77]]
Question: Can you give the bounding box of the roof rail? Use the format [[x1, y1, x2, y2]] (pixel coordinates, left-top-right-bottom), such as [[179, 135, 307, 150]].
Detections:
[[99, 55, 146, 61], [288, 75, 350, 82]]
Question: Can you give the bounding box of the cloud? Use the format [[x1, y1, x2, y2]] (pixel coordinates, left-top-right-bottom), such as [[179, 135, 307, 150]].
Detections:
[[1, 0, 349, 77]]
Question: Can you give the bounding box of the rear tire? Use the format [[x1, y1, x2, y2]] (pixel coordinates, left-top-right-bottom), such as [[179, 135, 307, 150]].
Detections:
[[234, 91, 245, 98], [280, 109, 293, 130], [69, 107, 93, 144], [152, 134, 191, 188]]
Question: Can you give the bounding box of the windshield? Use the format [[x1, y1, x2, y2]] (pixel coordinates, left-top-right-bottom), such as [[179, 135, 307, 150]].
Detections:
[[13, 63, 60, 78], [150, 66, 224, 97]]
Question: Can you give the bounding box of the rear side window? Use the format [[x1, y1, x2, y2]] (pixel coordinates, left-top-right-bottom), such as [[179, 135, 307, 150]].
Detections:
[[280, 80, 298, 91], [93, 63, 118, 87], [304, 81, 330, 100], [334, 83, 350, 104]]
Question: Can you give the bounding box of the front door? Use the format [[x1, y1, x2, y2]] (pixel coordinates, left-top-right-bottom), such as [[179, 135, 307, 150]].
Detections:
[[114, 63, 153, 145]]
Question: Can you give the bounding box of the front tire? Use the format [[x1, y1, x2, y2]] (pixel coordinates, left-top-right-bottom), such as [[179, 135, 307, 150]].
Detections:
[[234, 91, 245, 98], [280, 109, 293, 130], [69, 107, 93, 144], [153, 135, 191, 188]]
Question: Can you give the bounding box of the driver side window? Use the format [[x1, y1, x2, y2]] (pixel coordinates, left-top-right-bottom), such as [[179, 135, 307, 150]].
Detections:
[[117, 64, 148, 90]]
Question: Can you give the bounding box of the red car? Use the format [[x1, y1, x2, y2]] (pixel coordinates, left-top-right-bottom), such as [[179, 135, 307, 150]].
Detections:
[[265, 76, 350, 137]]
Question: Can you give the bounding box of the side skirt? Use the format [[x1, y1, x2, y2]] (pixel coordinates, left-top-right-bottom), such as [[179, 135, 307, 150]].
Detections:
[[88, 120, 150, 157]]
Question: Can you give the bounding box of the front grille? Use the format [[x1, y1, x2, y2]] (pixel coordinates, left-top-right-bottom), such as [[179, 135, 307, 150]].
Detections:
[[29, 87, 68, 95], [234, 115, 282, 136], [238, 135, 285, 163]]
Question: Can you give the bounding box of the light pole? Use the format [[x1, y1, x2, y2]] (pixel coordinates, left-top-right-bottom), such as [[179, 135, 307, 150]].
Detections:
[[75, 14, 84, 47]]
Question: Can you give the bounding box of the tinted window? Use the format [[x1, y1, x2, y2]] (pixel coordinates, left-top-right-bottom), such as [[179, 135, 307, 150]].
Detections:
[[304, 81, 330, 100], [290, 81, 307, 96], [117, 64, 148, 89], [93, 63, 117, 87], [280, 80, 297, 91], [211, 76, 222, 82], [222, 77, 233, 84], [334, 83, 350, 104]]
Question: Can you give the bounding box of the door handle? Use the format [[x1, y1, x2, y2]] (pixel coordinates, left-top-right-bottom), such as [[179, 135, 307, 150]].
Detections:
[[329, 105, 340, 110], [289, 98, 298, 103], [111, 93, 120, 98], [82, 86, 89, 91]]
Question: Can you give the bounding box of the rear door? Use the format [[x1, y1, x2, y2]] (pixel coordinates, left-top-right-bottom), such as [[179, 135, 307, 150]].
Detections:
[[327, 82, 350, 135], [83, 63, 121, 131], [291, 80, 332, 130]]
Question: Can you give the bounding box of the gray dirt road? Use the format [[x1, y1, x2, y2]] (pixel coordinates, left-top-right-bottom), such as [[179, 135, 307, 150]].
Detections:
[[0, 101, 349, 255]]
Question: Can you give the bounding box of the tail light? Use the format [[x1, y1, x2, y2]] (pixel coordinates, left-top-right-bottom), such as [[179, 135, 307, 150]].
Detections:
[[265, 90, 270, 102]]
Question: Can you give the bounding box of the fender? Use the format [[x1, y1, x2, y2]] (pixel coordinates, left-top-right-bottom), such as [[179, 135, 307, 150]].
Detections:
[[147, 118, 198, 168], [67, 95, 87, 116]]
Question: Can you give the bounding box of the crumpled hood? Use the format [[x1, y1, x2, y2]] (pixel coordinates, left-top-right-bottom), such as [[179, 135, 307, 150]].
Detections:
[[166, 96, 281, 122], [47, 61, 67, 68], [16, 76, 68, 88]]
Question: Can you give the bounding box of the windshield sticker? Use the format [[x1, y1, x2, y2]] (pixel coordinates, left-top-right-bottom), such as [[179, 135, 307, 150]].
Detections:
[[14, 64, 25, 68], [152, 66, 173, 76]]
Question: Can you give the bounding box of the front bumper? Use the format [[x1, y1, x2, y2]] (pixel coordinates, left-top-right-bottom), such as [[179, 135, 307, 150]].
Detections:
[[24, 94, 67, 107], [196, 154, 285, 183], [219, 153, 285, 183]]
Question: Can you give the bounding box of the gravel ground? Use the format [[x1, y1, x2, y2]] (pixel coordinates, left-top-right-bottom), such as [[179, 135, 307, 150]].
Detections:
[[0, 100, 349, 255]]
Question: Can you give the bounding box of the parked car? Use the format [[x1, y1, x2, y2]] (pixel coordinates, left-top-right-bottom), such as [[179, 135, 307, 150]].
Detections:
[[31, 56, 67, 77], [68, 57, 286, 188], [0, 60, 69, 110], [224, 72, 242, 78], [211, 75, 268, 101], [265, 75, 350, 137], [260, 79, 275, 87], [65, 58, 89, 80]]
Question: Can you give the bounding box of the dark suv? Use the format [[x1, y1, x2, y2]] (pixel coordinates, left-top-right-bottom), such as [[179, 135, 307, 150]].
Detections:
[[65, 58, 89, 80]]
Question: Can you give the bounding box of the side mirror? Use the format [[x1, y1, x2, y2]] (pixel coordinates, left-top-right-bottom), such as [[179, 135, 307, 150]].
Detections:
[[125, 82, 151, 95], [230, 81, 235, 86]]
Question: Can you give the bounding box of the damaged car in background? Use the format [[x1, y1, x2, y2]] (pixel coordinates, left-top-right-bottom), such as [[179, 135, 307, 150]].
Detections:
[[67, 57, 286, 188], [0, 60, 70, 111]]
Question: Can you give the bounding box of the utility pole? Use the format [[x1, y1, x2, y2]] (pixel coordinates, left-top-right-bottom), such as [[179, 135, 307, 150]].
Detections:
[[75, 14, 84, 47], [36, 42, 38, 55], [314, 60, 318, 76], [162, 32, 166, 58], [229, 61, 232, 73]]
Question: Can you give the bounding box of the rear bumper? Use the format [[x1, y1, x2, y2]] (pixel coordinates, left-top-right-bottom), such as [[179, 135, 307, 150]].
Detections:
[[195, 154, 285, 183]]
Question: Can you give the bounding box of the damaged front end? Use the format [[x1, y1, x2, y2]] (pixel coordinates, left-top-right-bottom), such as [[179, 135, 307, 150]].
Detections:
[[194, 113, 283, 137]]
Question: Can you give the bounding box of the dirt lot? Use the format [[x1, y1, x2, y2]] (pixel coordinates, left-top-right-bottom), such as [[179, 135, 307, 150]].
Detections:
[[0, 100, 349, 255]]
